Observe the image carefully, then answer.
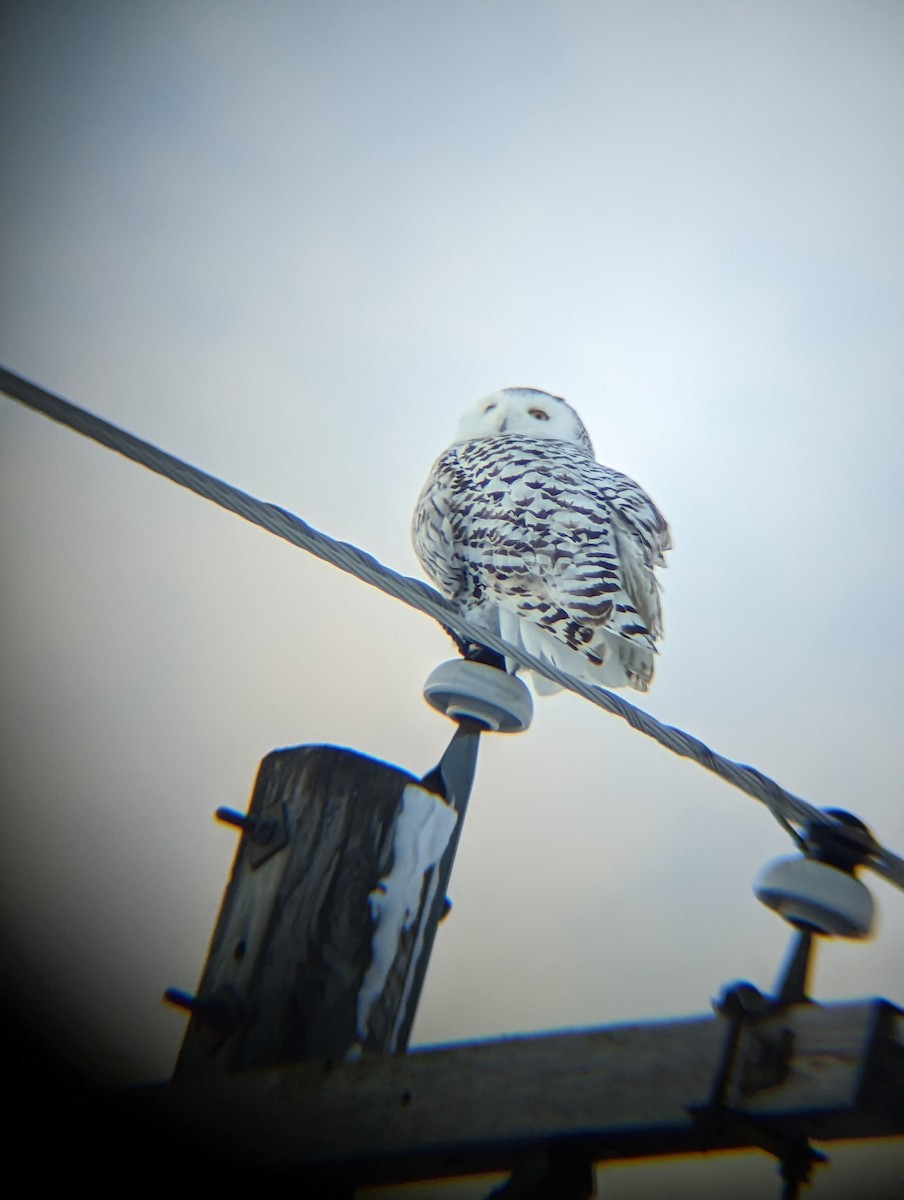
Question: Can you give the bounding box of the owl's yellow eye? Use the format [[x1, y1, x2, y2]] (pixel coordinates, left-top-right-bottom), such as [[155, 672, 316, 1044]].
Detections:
[[484, 402, 497, 413], [528, 408, 549, 420]]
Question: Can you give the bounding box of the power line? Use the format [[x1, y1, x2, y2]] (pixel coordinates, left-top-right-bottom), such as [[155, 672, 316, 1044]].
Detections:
[[2, 363, 903, 890]]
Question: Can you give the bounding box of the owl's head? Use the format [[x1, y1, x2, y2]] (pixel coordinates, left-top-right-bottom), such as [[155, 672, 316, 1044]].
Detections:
[[454, 388, 594, 455]]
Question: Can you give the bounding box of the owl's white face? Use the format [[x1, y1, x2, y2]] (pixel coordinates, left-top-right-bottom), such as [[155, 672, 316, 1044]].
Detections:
[[454, 388, 594, 455]]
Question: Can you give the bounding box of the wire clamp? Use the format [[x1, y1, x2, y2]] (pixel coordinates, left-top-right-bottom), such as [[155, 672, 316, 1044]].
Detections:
[[689, 982, 827, 1198]]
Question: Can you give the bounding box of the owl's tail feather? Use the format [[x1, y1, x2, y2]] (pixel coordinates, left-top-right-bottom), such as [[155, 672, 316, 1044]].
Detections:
[[529, 670, 564, 696], [444, 613, 655, 695], [501, 609, 655, 695]]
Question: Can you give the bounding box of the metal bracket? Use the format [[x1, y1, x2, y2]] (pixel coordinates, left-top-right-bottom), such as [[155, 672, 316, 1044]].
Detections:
[[689, 982, 827, 1198], [737, 1024, 795, 1097]]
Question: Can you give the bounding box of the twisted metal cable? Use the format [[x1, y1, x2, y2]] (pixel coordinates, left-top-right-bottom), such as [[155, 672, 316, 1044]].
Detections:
[[3, 364, 902, 890]]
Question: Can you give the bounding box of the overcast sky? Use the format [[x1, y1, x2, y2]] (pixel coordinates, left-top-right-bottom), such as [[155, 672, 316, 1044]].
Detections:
[[1, 2, 903, 1195]]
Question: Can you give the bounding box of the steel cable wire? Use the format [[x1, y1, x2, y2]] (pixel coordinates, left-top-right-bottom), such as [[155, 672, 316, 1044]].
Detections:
[[3, 364, 902, 889]]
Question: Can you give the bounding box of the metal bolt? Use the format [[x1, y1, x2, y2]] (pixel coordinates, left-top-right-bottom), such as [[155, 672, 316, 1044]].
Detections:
[[163, 987, 239, 1033], [215, 806, 276, 845]]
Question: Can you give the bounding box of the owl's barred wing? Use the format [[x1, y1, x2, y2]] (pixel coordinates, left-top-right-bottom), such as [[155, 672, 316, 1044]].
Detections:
[[587, 462, 672, 565], [411, 445, 473, 604], [598, 469, 670, 639]]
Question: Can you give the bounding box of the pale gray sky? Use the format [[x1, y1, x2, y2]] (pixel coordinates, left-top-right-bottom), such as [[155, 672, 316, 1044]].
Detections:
[[1, 2, 903, 1195]]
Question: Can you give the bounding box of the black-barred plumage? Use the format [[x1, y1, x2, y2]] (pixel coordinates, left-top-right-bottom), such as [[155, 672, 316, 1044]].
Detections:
[[412, 388, 671, 693]]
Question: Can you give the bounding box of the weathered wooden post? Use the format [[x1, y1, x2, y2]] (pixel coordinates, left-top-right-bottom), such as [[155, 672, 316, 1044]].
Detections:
[[165, 659, 533, 1077]]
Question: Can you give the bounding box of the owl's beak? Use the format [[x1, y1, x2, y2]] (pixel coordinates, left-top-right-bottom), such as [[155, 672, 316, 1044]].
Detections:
[[483, 402, 508, 433]]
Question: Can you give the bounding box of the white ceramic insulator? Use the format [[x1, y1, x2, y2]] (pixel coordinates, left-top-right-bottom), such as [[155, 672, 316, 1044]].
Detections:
[[754, 856, 875, 939], [422, 660, 533, 733]]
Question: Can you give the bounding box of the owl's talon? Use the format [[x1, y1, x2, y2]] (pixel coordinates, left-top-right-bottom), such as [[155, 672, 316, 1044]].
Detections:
[[462, 643, 507, 671]]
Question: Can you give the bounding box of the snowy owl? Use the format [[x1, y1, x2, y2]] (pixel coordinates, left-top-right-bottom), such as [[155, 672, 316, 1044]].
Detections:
[[412, 388, 671, 693]]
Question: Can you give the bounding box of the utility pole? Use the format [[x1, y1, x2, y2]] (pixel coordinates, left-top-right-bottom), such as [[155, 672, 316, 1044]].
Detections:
[[155, 661, 904, 1198], [164, 659, 532, 1075]]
